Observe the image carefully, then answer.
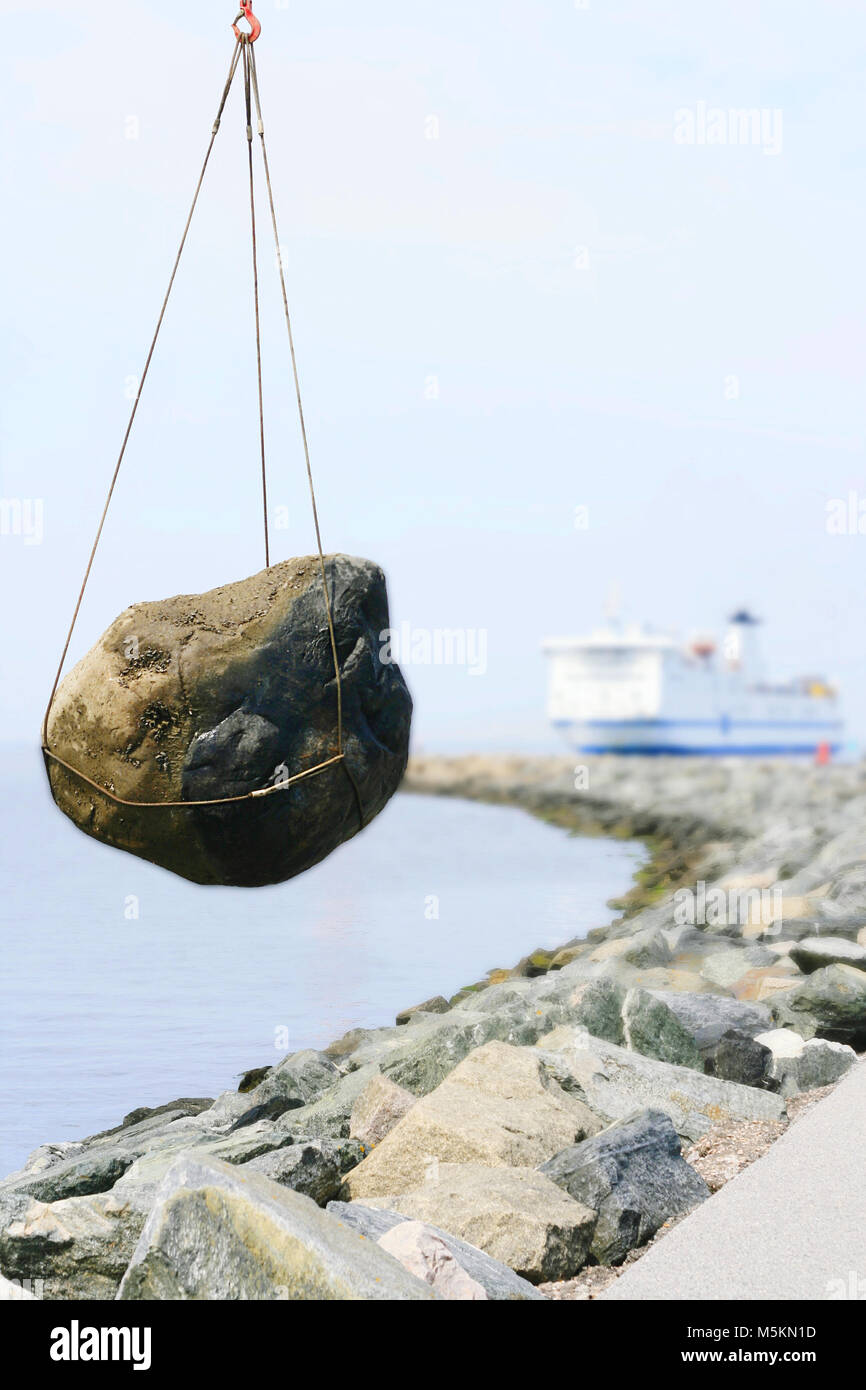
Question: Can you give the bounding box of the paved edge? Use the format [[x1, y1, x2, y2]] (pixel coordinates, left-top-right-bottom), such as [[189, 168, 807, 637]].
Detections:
[[602, 1061, 866, 1301]]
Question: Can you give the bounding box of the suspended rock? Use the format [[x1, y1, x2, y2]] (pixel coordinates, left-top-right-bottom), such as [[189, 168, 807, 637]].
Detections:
[[44, 554, 412, 886]]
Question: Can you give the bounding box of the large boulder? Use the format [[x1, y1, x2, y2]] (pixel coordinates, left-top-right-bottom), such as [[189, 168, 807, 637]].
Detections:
[[353, 1164, 596, 1283], [699, 944, 777, 989], [702, 1031, 772, 1088], [342, 1041, 601, 1200], [396, 996, 451, 1026], [540, 1109, 710, 1265], [0, 1187, 151, 1301], [537, 1027, 785, 1143], [770, 964, 866, 1047], [621, 988, 704, 1070], [242, 1142, 343, 1206], [44, 555, 411, 886], [789, 937, 866, 975], [794, 1039, 858, 1090], [229, 1050, 340, 1122], [260, 1064, 382, 1142], [0, 1147, 137, 1205], [117, 1154, 435, 1300], [378, 1005, 561, 1097], [562, 978, 627, 1044], [349, 1074, 416, 1149], [650, 992, 772, 1056], [755, 1029, 857, 1096]]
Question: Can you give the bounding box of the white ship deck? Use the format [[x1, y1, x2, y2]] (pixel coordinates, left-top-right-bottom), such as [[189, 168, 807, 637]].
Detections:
[[544, 614, 842, 757]]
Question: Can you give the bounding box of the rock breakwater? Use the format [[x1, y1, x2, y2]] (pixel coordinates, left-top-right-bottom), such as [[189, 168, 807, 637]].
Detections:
[[3, 754, 864, 1300]]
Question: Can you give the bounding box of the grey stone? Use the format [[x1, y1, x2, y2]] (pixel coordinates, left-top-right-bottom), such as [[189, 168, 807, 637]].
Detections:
[[819, 862, 866, 920], [194, 1120, 299, 1167], [703, 1031, 772, 1089], [562, 977, 626, 1044], [118, 1154, 435, 1300], [233, 1049, 341, 1120], [326, 1201, 545, 1300], [396, 996, 451, 1025], [243, 1141, 342, 1205], [0, 1147, 137, 1204], [8, 1142, 84, 1180], [796, 1038, 858, 1091], [753, 1027, 805, 1059], [651, 992, 772, 1055], [757, 1030, 857, 1096], [700, 944, 776, 988], [323, 1025, 394, 1064], [621, 988, 704, 1070], [71, 1098, 215, 1140], [622, 929, 672, 969], [451, 981, 533, 1014], [661, 925, 713, 954], [760, 918, 863, 944], [770, 964, 866, 1047], [0, 1186, 151, 1301], [379, 1005, 558, 1097], [45, 554, 412, 886], [538, 1027, 786, 1142], [540, 1109, 710, 1265], [790, 936, 866, 975], [268, 1064, 382, 1141]]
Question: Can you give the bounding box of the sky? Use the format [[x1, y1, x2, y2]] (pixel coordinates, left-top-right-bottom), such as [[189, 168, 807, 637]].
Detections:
[[2, 0, 865, 751]]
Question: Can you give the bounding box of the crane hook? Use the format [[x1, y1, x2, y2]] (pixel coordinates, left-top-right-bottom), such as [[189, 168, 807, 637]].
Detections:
[[233, 1, 261, 42]]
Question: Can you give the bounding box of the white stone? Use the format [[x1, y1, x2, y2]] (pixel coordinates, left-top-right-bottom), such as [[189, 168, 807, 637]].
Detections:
[[754, 1028, 806, 1059], [377, 1221, 488, 1299]]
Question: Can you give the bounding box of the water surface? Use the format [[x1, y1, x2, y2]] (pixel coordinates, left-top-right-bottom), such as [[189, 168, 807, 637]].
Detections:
[[0, 746, 642, 1174]]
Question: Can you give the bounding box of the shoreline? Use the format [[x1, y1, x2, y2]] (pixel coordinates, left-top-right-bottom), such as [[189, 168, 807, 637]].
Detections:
[[3, 753, 866, 1301]]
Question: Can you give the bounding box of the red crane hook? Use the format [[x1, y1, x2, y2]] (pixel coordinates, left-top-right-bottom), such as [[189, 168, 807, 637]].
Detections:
[[233, 1, 261, 42]]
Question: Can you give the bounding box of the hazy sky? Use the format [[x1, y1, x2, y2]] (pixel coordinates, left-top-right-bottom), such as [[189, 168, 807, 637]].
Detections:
[[3, 0, 865, 750]]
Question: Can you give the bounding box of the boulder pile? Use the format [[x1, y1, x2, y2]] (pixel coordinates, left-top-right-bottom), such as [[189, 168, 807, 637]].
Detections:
[[4, 753, 864, 1299]]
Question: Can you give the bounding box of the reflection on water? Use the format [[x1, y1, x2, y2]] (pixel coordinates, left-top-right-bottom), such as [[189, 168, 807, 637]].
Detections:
[[0, 746, 642, 1173]]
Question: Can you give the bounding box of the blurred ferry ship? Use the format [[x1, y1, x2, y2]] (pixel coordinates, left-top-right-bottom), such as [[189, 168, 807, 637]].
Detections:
[[543, 611, 843, 756]]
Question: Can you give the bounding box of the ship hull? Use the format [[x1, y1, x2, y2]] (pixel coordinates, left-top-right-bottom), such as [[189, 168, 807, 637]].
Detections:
[[553, 718, 844, 757]]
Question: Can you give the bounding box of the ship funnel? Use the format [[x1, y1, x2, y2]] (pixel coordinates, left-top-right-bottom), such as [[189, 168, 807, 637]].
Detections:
[[723, 610, 763, 677]]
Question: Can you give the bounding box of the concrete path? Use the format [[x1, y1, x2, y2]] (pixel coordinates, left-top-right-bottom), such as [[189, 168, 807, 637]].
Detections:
[[604, 1060, 866, 1301]]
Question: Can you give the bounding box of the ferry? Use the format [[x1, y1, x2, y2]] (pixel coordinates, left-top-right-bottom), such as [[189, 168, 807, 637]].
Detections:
[[542, 610, 843, 756]]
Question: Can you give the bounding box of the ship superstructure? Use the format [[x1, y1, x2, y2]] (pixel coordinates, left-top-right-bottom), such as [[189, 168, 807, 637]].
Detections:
[[543, 611, 842, 755]]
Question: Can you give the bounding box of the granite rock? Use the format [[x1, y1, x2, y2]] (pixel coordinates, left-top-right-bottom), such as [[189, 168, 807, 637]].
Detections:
[[540, 1109, 710, 1264], [45, 555, 411, 886]]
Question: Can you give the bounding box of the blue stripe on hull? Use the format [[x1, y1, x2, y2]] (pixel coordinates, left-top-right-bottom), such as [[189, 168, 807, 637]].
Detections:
[[553, 719, 843, 731], [575, 744, 843, 756]]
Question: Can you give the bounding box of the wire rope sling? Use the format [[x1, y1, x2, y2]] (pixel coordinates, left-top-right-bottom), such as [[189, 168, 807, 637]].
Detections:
[[42, 5, 412, 887]]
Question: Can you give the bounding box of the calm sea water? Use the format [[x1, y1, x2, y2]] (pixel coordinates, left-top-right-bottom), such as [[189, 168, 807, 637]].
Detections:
[[0, 745, 641, 1175]]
